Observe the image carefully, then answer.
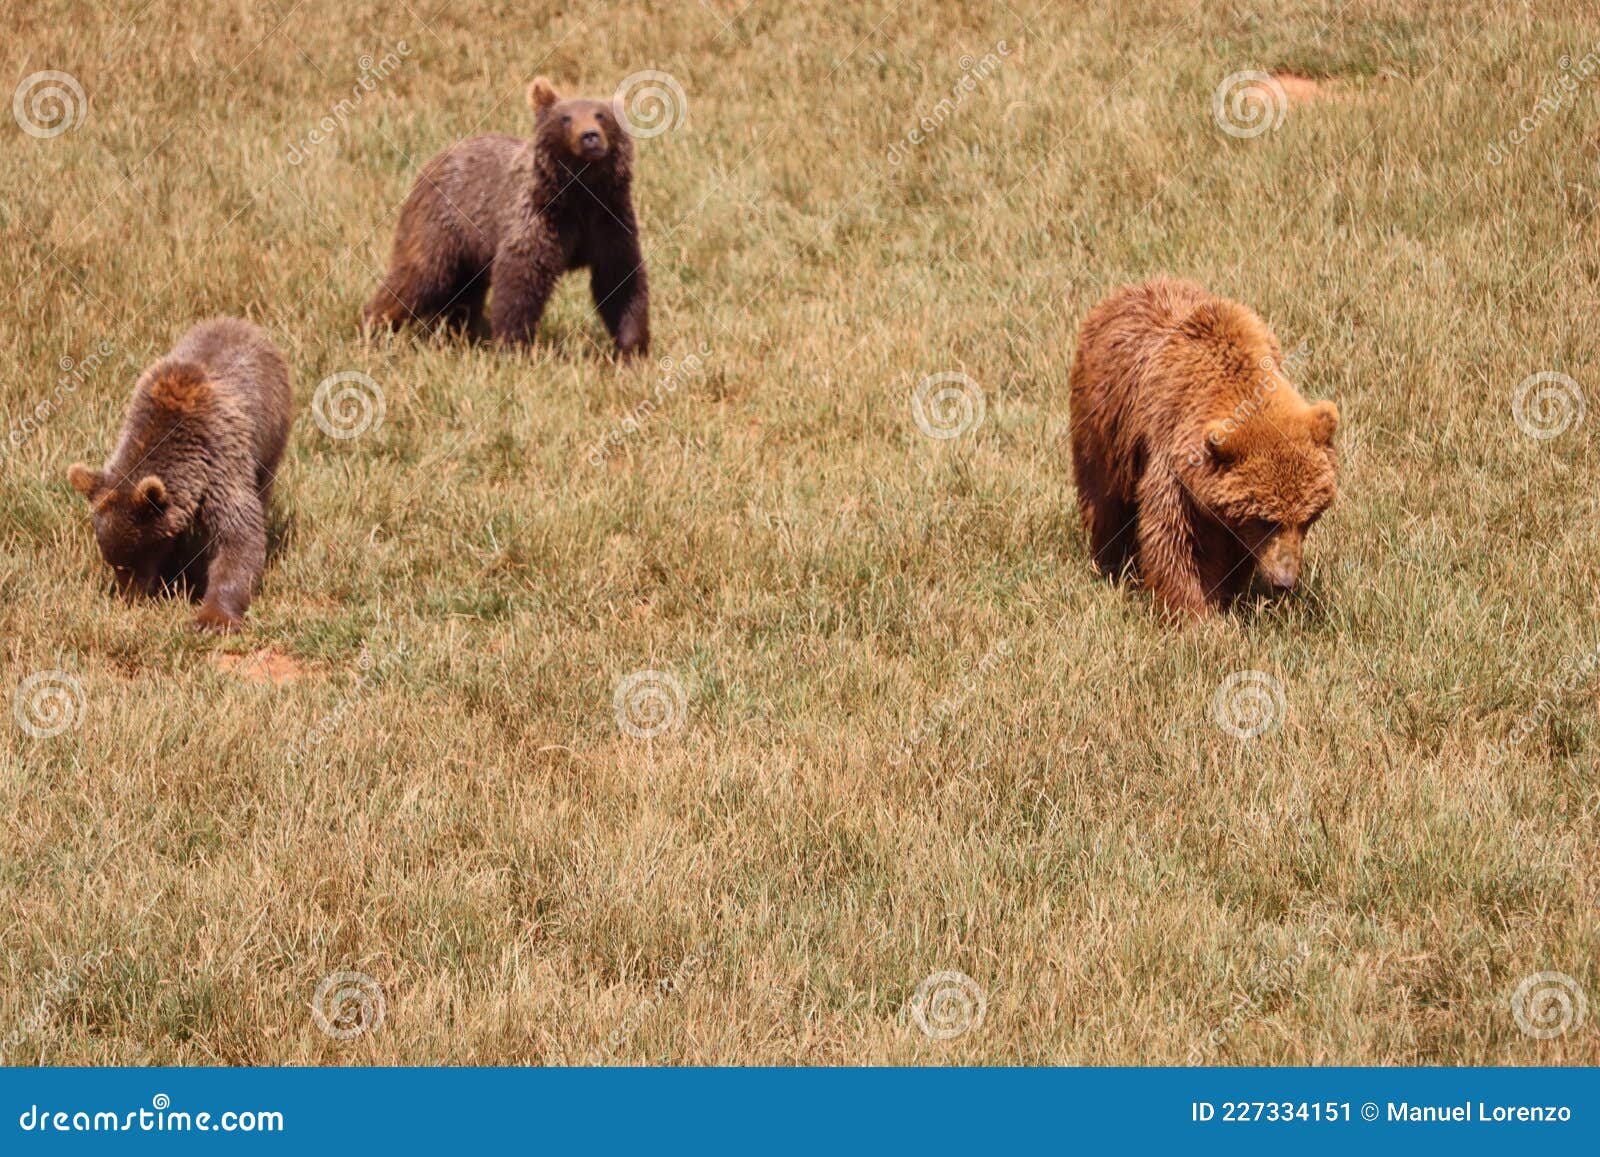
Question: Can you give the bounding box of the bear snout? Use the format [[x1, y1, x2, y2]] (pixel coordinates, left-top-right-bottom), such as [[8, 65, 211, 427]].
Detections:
[[112, 565, 157, 601], [1255, 530, 1303, 592], [113, 568, 138, 601], [1263, 564, 1299, 592], [576, 127, 608, 159]]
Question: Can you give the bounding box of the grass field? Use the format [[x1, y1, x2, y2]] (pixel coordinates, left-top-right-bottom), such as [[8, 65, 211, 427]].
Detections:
[[2, 0, 1598, 1066]]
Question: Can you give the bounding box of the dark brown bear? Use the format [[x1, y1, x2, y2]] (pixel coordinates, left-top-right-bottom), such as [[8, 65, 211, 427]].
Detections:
[[67, 318, 291, 632], [362, 77, 650, 357]]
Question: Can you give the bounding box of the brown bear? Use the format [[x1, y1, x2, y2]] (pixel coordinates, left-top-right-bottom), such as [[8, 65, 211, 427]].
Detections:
[[1068, 278, 1338, 618], [362, 76, 649, 358], [67, 318, 291, 632]]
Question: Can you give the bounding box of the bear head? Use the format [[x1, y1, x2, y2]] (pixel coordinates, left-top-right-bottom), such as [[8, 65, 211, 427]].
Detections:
[[1180, 377, 1339, 594], [527, 76, 632, 173], [66, 362, 210, 599], [67, 465, 182, 598]]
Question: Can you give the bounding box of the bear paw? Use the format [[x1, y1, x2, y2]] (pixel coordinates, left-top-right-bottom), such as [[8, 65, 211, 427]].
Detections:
[[195, 605, 244, 633]]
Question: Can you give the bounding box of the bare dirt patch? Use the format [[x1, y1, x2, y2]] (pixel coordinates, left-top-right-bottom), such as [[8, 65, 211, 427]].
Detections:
[[211, 649, 306, 686], [1272, 73, 1328, 103]]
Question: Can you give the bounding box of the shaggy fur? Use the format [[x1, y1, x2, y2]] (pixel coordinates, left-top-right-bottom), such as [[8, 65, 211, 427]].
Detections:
[[67, 318, 292, 632], [362, 76, 649, 357], [1068, 278, 1339, 618]]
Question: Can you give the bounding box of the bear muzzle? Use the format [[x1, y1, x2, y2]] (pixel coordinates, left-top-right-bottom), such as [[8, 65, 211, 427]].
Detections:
[[1261, 562, 1299, 592], [113, 566, 156, 601], [575, 128, 608, 160], [1254, 529, 1303, 592]]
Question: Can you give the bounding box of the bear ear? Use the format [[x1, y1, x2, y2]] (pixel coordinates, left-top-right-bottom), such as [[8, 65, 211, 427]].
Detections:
[[67, 462, 104, 498], [134, 474, 168, 511], [1308, 400, 1339, 445], [1201, 420, 1238, 465], [527, 76, 560, 112]]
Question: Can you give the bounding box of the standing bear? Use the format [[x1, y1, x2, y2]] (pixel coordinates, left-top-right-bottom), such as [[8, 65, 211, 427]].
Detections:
[[362, 77, 650, 357], [1068, 278, 1339, 618], [67, 318, 291, 632]]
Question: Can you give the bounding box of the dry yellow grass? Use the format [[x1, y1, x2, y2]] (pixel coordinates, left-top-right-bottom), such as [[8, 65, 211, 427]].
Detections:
[[2, 0, 1598, 1065]]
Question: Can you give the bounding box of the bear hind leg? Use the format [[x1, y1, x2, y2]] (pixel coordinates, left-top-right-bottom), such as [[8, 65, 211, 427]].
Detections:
[[437, 266, 492, 340], [1080, 489, 1139, 579], [364, 249, 487, 335]]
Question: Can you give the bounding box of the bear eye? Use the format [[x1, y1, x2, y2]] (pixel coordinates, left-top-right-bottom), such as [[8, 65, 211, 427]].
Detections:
[[561, 114, 572, 124]]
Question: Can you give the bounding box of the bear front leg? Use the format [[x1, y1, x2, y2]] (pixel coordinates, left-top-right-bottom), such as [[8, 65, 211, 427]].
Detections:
[[1078, 484, 1139, 578], [1134, 464, 1210, 619], [489, 227, 563, 347], [361, 277, 412, 333], [195, 494, 268, 633], [590, 248, 649, 359]]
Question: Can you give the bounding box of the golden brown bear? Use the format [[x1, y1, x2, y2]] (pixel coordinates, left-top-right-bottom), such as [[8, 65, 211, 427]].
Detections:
[[1068, 278, 1338, 618]]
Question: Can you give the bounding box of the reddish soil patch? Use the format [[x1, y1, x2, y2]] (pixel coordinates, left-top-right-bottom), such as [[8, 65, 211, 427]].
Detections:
[[1272, 73, 1327, 103], [211, 649, 306, 686]]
